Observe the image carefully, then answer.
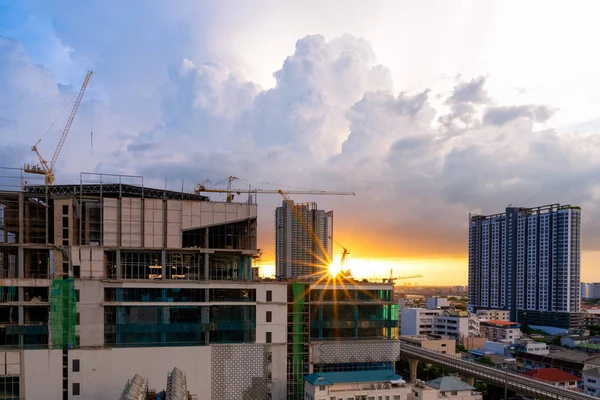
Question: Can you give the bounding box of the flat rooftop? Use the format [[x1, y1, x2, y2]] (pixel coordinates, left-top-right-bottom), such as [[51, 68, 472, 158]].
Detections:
[[21, 183, 209, 202]]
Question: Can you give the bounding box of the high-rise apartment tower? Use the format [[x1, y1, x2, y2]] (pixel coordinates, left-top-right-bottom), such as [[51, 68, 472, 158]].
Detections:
[[468, 204, 581, 327], [275, 201, 333, 278]]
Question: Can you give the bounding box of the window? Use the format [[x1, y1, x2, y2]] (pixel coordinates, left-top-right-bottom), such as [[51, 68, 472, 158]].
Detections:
[[266, 331, 272, 343], [62, 228, 69, 239], [0, 377, 19, 399], [589, 379, 597, 384], [76, 313, 80, 326], [266, 290, 272, 302], [73, 359, 80, 372], [319, 386, 326, 391], [62, 217, 69, 228], [62, 205, 69, 215], [73, 382, 80, 396], [73, 265, 80, 279], [266, 311, 272, 323], [75, 290, 80, 303]]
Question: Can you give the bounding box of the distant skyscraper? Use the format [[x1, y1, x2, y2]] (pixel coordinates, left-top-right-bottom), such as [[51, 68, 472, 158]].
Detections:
[[468, 204, 581, 327], [275, 200, 333, 278]]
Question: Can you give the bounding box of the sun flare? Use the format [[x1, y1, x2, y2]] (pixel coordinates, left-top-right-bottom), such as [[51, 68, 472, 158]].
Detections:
[[328, 261, 342, 276]]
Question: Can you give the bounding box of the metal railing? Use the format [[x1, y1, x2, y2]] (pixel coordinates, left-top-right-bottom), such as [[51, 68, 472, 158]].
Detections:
[[400, 344, 595, 400]]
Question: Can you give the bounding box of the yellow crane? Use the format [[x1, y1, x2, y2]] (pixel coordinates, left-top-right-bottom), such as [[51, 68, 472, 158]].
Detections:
[[194, 176, 355, 202], [388, 270, 423, 284], [24, 70, 93, 184]]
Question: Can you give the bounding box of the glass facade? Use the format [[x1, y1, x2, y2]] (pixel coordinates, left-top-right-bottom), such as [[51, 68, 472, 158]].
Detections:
[[308, 287, 398, 341], [104, 305, 255, 347], [313, 361, 394, 373], [310, 289, 392, 302]]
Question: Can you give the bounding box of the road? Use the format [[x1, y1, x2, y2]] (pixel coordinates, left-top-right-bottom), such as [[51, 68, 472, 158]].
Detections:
[[400, 343, 595, 400]]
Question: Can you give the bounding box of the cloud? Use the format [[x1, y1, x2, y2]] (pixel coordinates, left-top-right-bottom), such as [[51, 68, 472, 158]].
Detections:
[[483, 104, 555, 126], [4, 25, 600, 267]]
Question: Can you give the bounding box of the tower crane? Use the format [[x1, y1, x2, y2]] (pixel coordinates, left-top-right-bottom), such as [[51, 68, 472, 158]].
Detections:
[[329, 235, 351, 276], [24, 70, 93, 185], [388, 270, 423, 285], [194, 176, 355, 202]]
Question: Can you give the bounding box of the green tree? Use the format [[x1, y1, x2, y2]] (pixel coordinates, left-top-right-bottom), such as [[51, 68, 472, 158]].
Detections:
[[475, 356, 495, 367]]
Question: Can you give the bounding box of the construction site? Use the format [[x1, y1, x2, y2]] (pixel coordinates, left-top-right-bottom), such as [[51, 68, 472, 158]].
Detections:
[[0, 70, 401, 399]]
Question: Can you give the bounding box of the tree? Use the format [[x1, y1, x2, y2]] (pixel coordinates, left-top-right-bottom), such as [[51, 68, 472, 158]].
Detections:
[[475, 356, 496, 367]]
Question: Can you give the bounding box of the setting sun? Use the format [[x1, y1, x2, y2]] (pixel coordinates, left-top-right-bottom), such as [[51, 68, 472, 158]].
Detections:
[[328, 260, 342, 276]]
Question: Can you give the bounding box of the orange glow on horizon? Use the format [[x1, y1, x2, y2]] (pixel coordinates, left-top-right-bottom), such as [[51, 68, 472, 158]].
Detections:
[[257, 252, 469, 286]]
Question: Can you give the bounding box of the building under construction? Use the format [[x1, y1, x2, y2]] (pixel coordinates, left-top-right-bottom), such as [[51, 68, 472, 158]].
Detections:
[[275, 200, 333, 279], [0, 168, 398, 400]]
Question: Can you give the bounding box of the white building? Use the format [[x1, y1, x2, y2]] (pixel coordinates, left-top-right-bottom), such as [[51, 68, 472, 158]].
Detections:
[[427, 297, 449, 309], [411, 377, 482, 400], [432, 311, 480, 340], [275, 200, 332, 278], [515, 339, 549, 356], [468, 205, 581, 327], [480, 320, 521, 341], [476, 309, 510, 321], [583, 367, 600, 397], [400, 308, 442, 336], [401, 309, 479, 339], [304, 371, 409, 400]]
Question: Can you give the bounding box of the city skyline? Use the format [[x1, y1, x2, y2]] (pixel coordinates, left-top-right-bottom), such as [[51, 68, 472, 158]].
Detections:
[[4, 2, 600, 285]]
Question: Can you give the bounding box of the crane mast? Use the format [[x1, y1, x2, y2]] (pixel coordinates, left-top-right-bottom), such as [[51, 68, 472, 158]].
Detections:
[[24, 70, 93, 184]]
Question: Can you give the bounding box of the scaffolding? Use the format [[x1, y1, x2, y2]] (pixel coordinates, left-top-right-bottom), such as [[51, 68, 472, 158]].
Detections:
[[49, 277, 77, 349], [287, 282, 308, 399]]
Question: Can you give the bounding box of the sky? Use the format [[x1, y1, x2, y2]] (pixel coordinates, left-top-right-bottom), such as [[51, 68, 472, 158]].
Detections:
[[2, 0, 600, 284]]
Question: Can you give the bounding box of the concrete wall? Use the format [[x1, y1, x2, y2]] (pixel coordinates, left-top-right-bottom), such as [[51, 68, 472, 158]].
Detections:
[[23, 347, 212, 400], [75, 280, 104, 347]]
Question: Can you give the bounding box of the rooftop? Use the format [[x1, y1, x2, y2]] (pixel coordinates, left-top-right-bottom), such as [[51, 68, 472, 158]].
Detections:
[[304, 371, 402, 386], [583, 367, 600, 378], [426, 376, 474, 392], [21, 183, 210, 202], [481, 320, 520, 327], [522, 368, 580, 383]]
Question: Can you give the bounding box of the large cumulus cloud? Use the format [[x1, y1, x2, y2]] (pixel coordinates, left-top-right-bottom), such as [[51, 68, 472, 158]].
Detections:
[[3, 31, 600, 264]]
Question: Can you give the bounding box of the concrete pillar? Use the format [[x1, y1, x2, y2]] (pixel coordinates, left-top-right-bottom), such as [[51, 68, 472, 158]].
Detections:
[[204, 253, 209, 280], [17, 247, 24, 279], [115, 249, 122, 279], [465, 376, 475, 386], [161, 250, 167, 280], [408, 358, 419, 383]]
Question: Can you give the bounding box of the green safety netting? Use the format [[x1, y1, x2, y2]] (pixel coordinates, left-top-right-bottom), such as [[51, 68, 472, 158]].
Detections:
[[50, 277, 77, 349]]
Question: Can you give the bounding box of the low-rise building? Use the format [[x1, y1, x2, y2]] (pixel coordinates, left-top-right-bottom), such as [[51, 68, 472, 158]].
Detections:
[[411, 377, 482, 400], [561, 335, 597, 349], [476, 309, 510, 321], [401, 308, 443, 336], [483, 341, 512, 356], [304, 371, 409, 400], [401, 309, 479, 340], [515, 339, 549, 356], [522, 368, 580, 391], [480, 320, 521, 341], [427, 297, 450, 309], [461, 336, 486, 350], [400, 335, 456, 354], [583, 367, 600, 397], [517, 348, 600, 378]]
